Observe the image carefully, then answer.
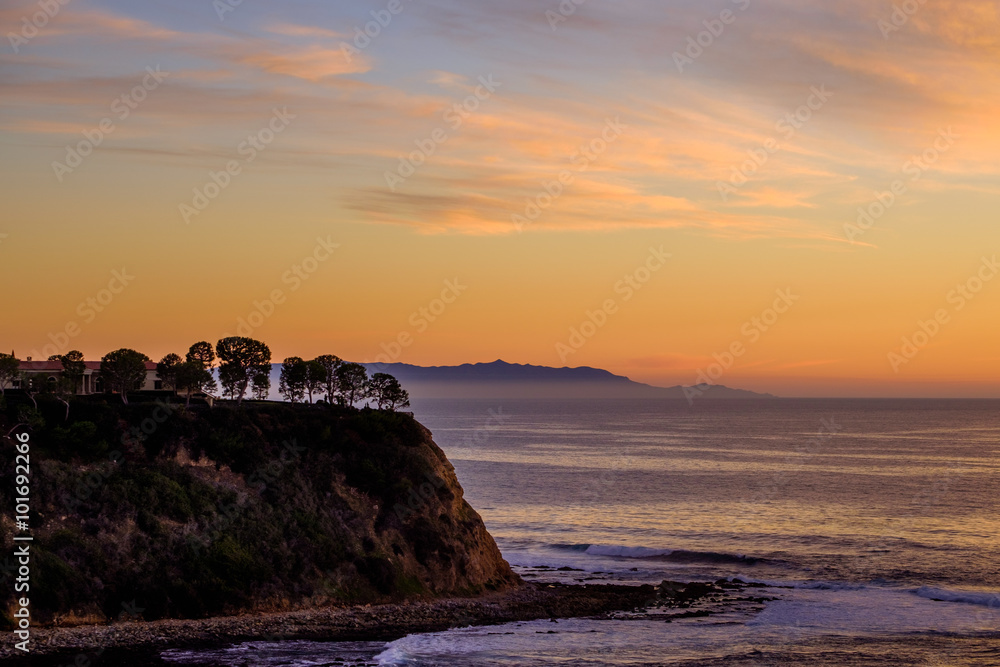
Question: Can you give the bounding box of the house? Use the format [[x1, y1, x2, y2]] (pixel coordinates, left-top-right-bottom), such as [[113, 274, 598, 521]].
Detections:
[[15, 358, 162, 394]]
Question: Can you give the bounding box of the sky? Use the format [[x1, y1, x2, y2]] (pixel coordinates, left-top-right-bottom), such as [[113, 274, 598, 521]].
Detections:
[[1, 0, 999, 397]]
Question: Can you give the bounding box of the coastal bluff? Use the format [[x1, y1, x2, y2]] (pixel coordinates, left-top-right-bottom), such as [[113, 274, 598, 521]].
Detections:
[[0, 398, 520, 627]]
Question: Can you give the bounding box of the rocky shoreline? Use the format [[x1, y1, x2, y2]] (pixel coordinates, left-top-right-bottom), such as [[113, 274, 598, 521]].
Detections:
[[2, 579, 777, 665], [1, 582, 653, 665]]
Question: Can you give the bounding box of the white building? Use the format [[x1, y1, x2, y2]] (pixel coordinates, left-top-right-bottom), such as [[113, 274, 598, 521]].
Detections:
[[15, 359, 161, 394]]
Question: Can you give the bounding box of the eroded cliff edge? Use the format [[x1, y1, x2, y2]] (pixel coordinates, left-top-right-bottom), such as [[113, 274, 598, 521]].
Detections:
[[0, 399, 520, 626]]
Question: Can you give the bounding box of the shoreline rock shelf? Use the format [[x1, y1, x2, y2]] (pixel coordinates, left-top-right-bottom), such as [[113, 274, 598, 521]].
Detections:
[[0, 579, 779, 663], [1, 582, 654, 662]]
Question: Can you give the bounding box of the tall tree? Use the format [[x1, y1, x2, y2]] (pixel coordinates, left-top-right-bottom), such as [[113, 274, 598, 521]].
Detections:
[[186, 341, 215, 369], [175, 361, 215, 407], [49, 374, 76, 421], [156, 353, 183, 391], [215, 337, 271, 405], [304, 359, 326, 404], [368, 373, 410, 411], [335, 363, 369, 407], [100, 349, 151, 405], [53, 350, 87, 419], [218, 364, 242, 401], [251, 367, 271, 401], [59, 350, 86, 393], [279, 357, 307, 403], [0, 353, 20, 396], [313, 354, 342, 403]]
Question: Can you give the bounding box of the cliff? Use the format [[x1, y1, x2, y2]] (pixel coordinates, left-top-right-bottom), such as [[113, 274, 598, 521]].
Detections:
[[0, 396, 520, 627]]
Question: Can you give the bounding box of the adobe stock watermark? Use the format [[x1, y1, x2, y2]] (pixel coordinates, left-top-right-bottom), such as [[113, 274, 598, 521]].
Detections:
[[180, 107, 296, 224], [384, 75, 501, 191], [717, 85, 832, 202], [556, 246, 670, 362], [25, 268, 134, 361], [52, 66, 169, 182], [213, 0, 243, 21], [845, 127, 958, 243], [6, 0, 71, 54], [367, 278, 468, 368], [512, 116, 627, 232], [672, 0, 751, 73], [545, 0, 588, 31], [878, 0, 927, 39], [340, 0, 413, 62], [224, 237, 339, 338], [685, 288, 799, 403], [887, 255, 999, 372]]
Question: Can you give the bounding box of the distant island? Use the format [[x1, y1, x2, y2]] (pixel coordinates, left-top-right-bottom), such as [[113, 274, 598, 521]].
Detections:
[[357, 359, 776, 400]]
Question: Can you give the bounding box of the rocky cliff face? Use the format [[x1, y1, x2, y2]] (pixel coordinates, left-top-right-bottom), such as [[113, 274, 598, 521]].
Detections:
[[0, 399, 520, 626]]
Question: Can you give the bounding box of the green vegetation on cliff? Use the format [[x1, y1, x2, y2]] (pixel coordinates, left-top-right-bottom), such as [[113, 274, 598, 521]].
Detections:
[[0, 396, 518, 627]]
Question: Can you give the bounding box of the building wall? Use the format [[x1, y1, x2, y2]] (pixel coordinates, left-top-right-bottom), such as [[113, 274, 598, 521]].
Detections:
[[16, 369, 160, 395]]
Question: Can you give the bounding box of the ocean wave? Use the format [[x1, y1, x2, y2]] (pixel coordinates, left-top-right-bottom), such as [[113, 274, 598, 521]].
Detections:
[[913, 586, 1000, 609], [551, 543, 761, 565], [376, 645, 409, 665], [794, 581, 870, 591]]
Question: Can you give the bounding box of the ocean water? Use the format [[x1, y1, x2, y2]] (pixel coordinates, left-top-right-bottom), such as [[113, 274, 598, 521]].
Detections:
[[162, 398, 1000, 665]]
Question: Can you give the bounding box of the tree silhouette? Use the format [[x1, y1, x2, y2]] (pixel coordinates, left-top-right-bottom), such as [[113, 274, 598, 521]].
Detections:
[[100, 348, 151, 405], [186, 341, 215, 369], [157, 353, 183, 391], [175, 361, 215, 406], [304, 359, 325, 404], [313, 354, 342, 403], [216, 337, 271, 405], [59, 350, 87, 393], [251, 366, 271, 401], [51, 350, 87, 419], [368, 373, 410, 411], [0, 353, 20, 396], [218, 364, 242, 401], [335, 363, 369, 406], [279, 357, 307, 403]]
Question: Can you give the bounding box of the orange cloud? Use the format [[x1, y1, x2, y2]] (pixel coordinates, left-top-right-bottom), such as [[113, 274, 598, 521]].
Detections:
[[236, 44, 371, 81]]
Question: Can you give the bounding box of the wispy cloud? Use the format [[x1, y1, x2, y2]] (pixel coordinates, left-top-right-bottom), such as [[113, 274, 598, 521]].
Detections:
[[2, 0, 998, 241]]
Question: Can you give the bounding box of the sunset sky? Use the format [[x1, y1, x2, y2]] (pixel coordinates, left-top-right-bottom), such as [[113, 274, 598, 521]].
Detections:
[[2, 0, 999, 397]]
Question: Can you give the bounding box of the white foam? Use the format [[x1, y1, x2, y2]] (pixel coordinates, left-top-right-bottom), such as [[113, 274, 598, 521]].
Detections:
[[584, 544, 675, 558], [374, 645, 409, 665], [748, 586, 1000, 635], [375, 628, 492, 665], [724, 575, 792, 587], [913, 586, 1000, 608]]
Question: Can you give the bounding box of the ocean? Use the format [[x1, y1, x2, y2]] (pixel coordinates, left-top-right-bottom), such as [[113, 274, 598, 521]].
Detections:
[[162, 398, 1000, 665]]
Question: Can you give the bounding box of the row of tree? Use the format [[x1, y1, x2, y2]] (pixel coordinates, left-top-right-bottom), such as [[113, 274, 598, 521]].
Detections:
[[278, 356, 409, 410], [0, 337, 409, 411]]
